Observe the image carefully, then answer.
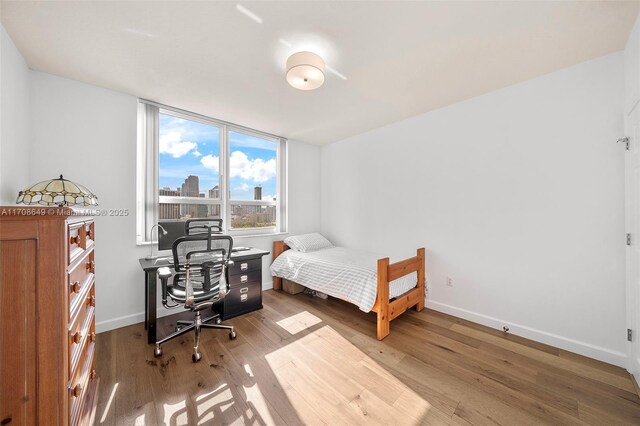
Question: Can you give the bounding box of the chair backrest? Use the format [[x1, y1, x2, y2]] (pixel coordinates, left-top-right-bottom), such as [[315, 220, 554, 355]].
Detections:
[[185, 219, 223, 236], [171, 233, 233, 308]]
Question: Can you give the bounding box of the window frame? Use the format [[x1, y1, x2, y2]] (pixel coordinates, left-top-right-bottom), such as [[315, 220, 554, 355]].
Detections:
[[137, 100, 287, 245]]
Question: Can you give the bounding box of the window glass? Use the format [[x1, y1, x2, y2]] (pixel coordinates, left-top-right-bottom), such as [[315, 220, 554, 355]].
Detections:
[[228, 131, 277, 202], [159, 112, 221, 200]]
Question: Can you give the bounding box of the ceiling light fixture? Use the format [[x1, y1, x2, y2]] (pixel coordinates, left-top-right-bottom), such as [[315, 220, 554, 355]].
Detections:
[[286, 51, 325, 91]]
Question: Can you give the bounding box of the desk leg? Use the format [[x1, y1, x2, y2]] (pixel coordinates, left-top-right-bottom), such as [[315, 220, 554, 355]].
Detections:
[[144, 272, 149, 330], [148, 272, 157, 344]]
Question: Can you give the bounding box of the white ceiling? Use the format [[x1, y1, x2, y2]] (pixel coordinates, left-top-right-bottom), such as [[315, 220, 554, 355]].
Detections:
[[2, 1, 639, 145]]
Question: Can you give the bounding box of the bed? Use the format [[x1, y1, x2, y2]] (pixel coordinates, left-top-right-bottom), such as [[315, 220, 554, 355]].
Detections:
[[271, 236, 425, 340]]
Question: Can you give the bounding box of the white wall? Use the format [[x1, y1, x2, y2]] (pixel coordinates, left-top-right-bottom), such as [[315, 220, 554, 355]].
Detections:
[[321, 53, 627, 366], [0, 25, 30, 204], [29, 71, 321, 332], [624, 15, 640, 376]]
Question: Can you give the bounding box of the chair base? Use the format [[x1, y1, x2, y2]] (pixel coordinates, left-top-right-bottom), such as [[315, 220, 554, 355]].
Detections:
[[154, 311, 236, 362]]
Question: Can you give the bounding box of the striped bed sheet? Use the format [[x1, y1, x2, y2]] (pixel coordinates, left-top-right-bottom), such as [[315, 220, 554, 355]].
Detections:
[[270, 246, 418, 312]]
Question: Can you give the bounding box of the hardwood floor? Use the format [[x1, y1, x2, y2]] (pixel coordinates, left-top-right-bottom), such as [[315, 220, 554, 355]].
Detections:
[[96, 290, 640, 425]]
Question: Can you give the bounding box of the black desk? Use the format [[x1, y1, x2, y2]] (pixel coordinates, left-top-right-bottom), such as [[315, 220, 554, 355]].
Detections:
[[138, 247, 269, 344]]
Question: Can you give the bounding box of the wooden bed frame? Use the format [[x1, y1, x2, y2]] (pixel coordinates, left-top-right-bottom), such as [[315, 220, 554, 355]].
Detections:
[[272, 241, 426, 340]]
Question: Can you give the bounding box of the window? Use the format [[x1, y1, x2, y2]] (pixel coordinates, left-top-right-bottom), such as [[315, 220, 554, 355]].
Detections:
[[137, 101, 286, 244]]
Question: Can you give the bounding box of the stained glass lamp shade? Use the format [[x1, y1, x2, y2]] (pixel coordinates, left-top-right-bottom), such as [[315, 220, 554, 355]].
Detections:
[[16, 175, 98, 207]]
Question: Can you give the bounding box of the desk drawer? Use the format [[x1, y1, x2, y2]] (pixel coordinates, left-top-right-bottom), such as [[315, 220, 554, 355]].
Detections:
[[228, 269, 261, 288], [229, 258, 261, 276], [224, 281, 261, 319]]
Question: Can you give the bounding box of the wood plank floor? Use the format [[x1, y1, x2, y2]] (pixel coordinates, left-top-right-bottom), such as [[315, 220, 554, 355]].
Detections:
[[95, 290, 640, 425]]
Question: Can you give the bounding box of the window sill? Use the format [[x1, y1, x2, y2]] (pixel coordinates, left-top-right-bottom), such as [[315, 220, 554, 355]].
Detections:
[[136, 231, 289, 246], [232, 231, 289, 240]]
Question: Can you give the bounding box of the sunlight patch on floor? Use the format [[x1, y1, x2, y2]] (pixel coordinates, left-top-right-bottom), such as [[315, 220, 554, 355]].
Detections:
[[163, 400, 189, 425], [99, 382, 118, 423], [276, 310, 322, 335], [194, 383, 233, 424], [240, 363, 277, 425], [265, 325, 431, 425], [133, 414, 145, 425]]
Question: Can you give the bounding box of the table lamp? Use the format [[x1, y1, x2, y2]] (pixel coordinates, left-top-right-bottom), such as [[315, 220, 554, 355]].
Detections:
[[16, 174, 98, 206], [146, 224, 168, 260]]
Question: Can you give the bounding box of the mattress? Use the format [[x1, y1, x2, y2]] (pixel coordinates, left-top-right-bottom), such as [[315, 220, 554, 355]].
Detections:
[[270, 246, 418, 312]]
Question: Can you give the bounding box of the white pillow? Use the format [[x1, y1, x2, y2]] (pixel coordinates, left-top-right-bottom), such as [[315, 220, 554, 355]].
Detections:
[[285, 233, 334, 253]]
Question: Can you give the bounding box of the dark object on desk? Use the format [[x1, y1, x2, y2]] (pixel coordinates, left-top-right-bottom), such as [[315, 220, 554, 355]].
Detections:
[[139, 247, 269, 344], [154, 233, 237, 363], [158, 220, 186, 251]]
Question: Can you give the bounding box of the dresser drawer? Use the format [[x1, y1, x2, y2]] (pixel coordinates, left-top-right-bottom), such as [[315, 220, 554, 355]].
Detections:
[[228, 269, 261, 288], [84, 221, 95, 250], [68, 285, 95, 381], [69, 339, 96, 426], [229, 258, 261, 276], [223, 281, 262, 319], [68, 222, 86, 265], [68, 250, 94, 322]]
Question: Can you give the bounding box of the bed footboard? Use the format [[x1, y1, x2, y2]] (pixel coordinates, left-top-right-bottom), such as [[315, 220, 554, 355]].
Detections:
[[373, 248, 426, 340]]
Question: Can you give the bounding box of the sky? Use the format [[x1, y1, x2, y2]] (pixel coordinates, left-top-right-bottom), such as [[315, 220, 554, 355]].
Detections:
[[159, 113, 277, 201]]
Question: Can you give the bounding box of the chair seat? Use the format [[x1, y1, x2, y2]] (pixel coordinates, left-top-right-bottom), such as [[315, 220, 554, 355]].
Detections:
[[166, 282, 221, 304]]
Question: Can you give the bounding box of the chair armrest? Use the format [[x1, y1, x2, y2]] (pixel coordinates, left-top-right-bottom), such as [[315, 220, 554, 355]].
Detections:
[[158, 267, 172, 307], [158, 266, 172, 279]]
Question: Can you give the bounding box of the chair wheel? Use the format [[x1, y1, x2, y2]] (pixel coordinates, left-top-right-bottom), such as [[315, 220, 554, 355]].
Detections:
[[154, 346, 162, 357], [175, 326, 182, 332], [192, 353, 202, 363], [229, 331, 237, 340], [215, 318, 222, 325]]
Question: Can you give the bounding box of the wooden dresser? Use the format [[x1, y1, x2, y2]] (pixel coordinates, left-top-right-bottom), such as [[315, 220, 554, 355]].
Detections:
[[0, 207, 98, 426]]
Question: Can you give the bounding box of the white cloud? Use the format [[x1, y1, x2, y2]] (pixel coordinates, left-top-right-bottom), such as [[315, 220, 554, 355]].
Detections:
[[201, 155, 220, 172], [262, 194, 276, 201], [234, 183, 251, 192], [192, 150, 202, 157], [159, 131, 197, 158], [229, 151, 276, 183]]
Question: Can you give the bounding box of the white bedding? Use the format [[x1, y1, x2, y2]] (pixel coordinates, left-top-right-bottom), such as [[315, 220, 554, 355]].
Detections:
[[270, 247, 418, 312]]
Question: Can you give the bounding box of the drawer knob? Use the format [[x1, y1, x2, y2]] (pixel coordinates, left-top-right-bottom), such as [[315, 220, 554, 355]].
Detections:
[[86, 260, 95, 271], [90, 332, 96, 342], [240, 262, 248, 271], [69, 235, 80, 245], [71, 281, 81, 293], [72, 331, 82, 344], [240, 275, 248, 283], [72, 383, 82, 398], [89, 295, 96, 307], [90, 369, 97, 380]]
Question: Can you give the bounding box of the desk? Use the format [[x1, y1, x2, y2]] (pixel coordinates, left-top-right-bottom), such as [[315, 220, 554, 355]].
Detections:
[[138, 248, 269, 344]]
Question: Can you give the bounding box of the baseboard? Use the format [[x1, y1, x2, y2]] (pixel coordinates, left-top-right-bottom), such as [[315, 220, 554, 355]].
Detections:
[[427, 300, 627, 368], [97, 279, 274, 333]]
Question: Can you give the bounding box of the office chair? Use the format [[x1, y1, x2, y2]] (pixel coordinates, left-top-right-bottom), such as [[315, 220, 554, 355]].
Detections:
[[154, 232, 237, 363]]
